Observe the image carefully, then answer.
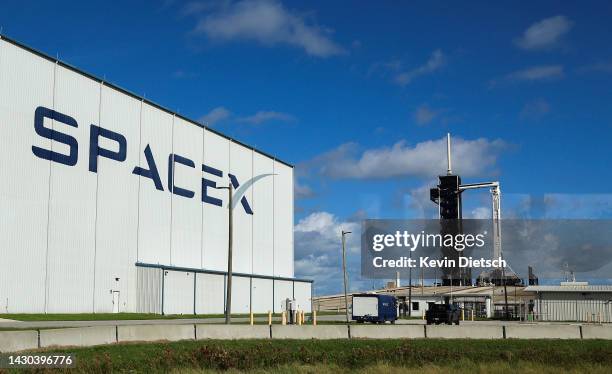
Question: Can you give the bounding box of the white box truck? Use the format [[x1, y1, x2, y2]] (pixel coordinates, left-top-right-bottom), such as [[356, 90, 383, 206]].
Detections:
[[352, 294, 397, 324]]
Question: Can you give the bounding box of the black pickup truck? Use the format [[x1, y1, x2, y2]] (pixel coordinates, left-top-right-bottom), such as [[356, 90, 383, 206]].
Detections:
[[425, 303, 461, 325]]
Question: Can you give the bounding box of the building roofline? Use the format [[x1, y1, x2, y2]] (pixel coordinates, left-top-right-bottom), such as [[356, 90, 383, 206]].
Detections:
[[0, 33, 293, 168], [525, 285, 612, 293]]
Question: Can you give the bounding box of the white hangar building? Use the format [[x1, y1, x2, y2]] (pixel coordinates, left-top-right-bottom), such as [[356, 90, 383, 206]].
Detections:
[[0, 35, 312, 315]]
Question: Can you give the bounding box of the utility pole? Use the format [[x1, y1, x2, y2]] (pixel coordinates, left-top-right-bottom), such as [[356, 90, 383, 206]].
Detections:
[[408, 249, 413, 317], [341, 230, 351, 324], [226, 183, 233, 324], [215, 183, 234, 324]]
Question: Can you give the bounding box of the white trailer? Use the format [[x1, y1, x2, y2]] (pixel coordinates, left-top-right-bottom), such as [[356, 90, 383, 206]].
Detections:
[[352, 295, 379, 318]]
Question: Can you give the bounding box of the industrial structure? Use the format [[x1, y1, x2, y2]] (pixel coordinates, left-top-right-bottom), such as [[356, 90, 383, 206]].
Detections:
[[429, 134, 521, 287], [314, 285, 524, 319], [314, 283, 612, 323], [526, 283, 612, 323], [0, 35, 312, 315], [330, 135, 612, 324]]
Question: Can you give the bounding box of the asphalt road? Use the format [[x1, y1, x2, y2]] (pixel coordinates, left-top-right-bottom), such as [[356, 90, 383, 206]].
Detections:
[[0, 314, 348, 329]]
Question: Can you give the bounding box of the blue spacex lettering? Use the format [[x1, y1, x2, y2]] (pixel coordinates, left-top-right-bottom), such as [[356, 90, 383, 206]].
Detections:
[[31, 106, 253, 214]]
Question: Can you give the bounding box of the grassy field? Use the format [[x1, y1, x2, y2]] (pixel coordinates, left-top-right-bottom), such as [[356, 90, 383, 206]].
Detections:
[[8, 339, 612, 373]]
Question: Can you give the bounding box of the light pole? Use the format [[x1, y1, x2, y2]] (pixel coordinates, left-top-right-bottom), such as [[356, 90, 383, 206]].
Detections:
[[215, 183, 234, 324], [341, 230, 351, 324]]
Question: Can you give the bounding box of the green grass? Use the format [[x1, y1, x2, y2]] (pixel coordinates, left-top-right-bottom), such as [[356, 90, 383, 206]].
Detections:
[[12, 339, 612, 373], [173, 362, 612, 374]]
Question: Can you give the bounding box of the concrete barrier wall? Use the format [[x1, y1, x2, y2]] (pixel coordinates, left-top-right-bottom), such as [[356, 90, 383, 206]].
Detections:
[[0, 330, 39, 353], [5, 323, 612, 352], [271, 325, 349, 339], [40, 326, 116, 348], [426, 325, 503, 339], [117, 324, 194, 343], [505, 324, 581, 339], [582, 325, 612, 339], [350, 325, 425, 339], [196, 325, 270, 339]]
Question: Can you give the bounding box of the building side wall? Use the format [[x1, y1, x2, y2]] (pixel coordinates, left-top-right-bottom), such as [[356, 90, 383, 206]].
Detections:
[[0, 39, 54, 313], [0, 38, 298, 314], [535, 292, 612, 322], [154, 267, 311, 314]]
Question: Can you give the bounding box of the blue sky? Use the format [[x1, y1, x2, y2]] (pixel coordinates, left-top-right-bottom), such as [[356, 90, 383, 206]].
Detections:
[[3, 0, 612, 294]]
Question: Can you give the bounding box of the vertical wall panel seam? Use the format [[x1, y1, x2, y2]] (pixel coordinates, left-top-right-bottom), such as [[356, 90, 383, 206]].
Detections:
[[43, 60, 58, 314], [228, 140, 231, 273], [134, 99, 144, 313], [136, 99, 143, 263], [170, 114, 175, 265], [200, 129, 205, 269], [251, 149, 254, 275], [272, 160, 275, 278], [92, 81, 103, 312], [289, 168, 295, 277]]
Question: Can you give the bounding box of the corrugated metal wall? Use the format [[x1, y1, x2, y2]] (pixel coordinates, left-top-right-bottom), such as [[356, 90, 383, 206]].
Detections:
[[136, 267, 162, 314], [535, 292, 612, 322], [45, 66, 99, 313], [0, 37, 300, 314], [294, 281, 312, 313], [0, 38, 54, 313], [171, 117, 204, 268], [273, 161, 294, 278], [273, 280, 294, 313], [138, 104, 173, 265], [155, 268, 310, 314], [163, 270, 195, 315], [195, 273, 225, 314], [251, 278, 274, 313], [202, 130, 230, 272], [95, 84, 141, 313], [252, 153, 274, 275], [231, 276, 252, 314]]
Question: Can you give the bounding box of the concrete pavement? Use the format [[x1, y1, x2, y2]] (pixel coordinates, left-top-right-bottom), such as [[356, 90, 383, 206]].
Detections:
[[0, 314, 592, 330]]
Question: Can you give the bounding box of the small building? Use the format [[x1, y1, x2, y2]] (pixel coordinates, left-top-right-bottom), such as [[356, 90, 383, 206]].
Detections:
[[525, 283, 612, 322]]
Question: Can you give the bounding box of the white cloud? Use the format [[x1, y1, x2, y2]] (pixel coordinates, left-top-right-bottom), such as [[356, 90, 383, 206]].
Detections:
[[577, 62, 612, 74], [394, 49, 445, 86], [301, 136, 505, 180], [294, 179, 314, 199], [469, 207, 491, 219], [180, 1, 220, 16], [199, 106, 231, 126], [414, 104, 438, 125], [237, 110, 295, 124], [489, 66, 564, 87], [507, 65, 564, 81], [520, 98, 550, 120], [515, 15, 573, 50], [192, 0, 344, 57], [490, 65, 564, 87], [199, 107, 295, 126], [403, 182, 440, 219], [294, 212, 361, 294]]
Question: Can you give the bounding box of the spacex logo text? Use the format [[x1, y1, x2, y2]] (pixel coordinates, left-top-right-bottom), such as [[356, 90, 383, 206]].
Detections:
[[31, 106, 254, 215]]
